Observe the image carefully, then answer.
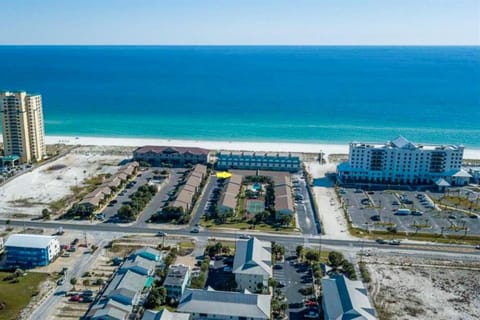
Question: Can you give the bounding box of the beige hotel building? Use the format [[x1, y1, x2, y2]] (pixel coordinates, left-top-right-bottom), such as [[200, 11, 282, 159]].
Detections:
[[0, 91, 46, 163]]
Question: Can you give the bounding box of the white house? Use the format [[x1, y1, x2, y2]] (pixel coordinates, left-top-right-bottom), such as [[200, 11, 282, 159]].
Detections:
[[233, 237, 272, 292]]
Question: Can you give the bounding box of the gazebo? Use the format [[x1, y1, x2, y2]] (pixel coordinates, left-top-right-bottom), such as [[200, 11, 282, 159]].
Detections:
[[434, 177, 450, 192]]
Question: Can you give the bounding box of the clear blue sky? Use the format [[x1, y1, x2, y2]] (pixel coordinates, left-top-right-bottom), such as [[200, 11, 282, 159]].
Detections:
[[1, 0, 479, 45]]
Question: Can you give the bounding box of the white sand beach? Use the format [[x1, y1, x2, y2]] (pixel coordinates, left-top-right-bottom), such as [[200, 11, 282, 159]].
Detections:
[[43, 135, 480, 159]]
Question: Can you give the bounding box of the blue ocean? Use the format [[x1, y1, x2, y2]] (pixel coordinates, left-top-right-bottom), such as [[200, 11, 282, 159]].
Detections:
[[1, 46, 479, 147]]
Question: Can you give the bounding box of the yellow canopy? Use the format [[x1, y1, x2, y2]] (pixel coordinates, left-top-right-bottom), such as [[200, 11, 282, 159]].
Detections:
[[216, 171, 232, 179]]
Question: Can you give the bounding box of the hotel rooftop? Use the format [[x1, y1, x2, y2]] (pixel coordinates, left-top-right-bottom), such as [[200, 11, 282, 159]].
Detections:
[[350, 136, 464, 151]]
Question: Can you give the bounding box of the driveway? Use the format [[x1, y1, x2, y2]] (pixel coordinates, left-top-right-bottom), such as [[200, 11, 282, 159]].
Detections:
[[189, 175, 217, 227]]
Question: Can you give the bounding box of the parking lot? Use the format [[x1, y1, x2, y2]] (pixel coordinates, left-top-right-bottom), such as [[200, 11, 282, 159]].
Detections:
[[190, 175, 217, 227], [340, 188, 480, 236], [273, 252, 315, 320], [292, 174, 319, 235], [99, 167, 184, 224]]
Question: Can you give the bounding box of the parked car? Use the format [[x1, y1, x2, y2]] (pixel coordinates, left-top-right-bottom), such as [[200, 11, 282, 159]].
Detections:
[[273, 264, 283, 270], [82, 290, 94, 297], [69, 295, 83, 302], [57, 278, 65, 286], [475, 245, 480, 250]]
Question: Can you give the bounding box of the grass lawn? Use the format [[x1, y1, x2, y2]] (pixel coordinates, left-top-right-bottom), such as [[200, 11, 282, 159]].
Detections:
[[202, 218, 298, 233], [0, 272, 49, 320]]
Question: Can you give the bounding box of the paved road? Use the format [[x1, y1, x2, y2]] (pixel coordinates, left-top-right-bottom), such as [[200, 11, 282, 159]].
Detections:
[[189, 175, 217, 227], [2, 219, 479, 258], [29, 237, 109, 320]]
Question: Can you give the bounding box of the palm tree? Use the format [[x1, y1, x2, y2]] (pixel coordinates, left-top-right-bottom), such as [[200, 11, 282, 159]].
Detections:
[[70, 277, 77, 291]]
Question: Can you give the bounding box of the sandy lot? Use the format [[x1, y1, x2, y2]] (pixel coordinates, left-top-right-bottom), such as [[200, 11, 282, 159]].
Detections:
[[365, 255, 480, 320], [305, 161, 356, 240], [0, 147, 125, 217]]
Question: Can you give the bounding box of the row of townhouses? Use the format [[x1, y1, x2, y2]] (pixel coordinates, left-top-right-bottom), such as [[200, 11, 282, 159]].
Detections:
[[79, 161, 139, 209], [172, 164, 208, 213]]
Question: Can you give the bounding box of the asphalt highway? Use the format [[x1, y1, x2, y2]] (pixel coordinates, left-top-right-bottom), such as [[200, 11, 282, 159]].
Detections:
[[2, 218, 479, 257]]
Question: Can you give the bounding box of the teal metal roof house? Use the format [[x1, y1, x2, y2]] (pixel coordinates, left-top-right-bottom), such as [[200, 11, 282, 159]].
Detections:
[[132, 247, 162, 262]]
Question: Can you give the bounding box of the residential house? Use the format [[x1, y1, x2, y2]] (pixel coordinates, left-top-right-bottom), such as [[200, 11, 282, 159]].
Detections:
[[177, 288, 271, 320], [322, 274, 377, 320], [164, 264, 191, 300], [120, 255, 156, 276], [87, 247, 156, 320], [142, 309, 190, 320], [108, 270, 148, 305], [233, 237, 272, 292], [132, 247, 162, 262], [218, 174, 242, 215]]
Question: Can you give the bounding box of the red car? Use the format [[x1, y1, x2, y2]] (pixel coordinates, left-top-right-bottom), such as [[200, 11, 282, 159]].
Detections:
[[69, 295, 83, 302]]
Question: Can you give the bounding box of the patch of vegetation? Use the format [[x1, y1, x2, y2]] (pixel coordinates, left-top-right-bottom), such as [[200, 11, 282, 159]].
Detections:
[[326, 251, 357, 280], [358, 261, 371, 283], [144, 286, 167, 309], [49, 196, 70, 213], [7, 198, 48, 208], [179, 241, 195, 256], [440, 195, 480, 211], [205, 242, 233, 257], [151, 206, 189, 224], [271, 242, 285, 263], [117, 185, 158, 221], [64, 203, 95, 220], [0, 271, 48, 320], [190, 256, 211, 289]]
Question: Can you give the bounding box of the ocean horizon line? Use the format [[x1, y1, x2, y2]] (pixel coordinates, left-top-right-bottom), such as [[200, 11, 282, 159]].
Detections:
[[1, 44, 479, 47]]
